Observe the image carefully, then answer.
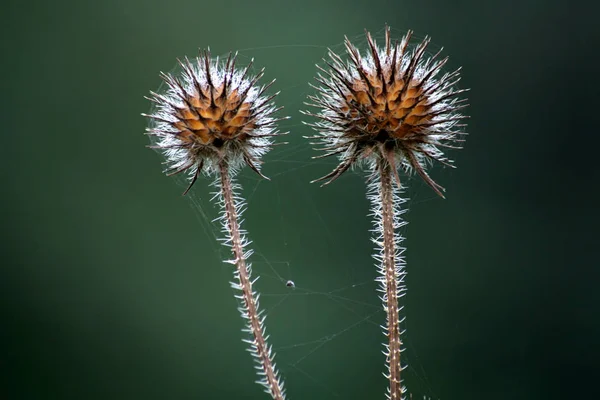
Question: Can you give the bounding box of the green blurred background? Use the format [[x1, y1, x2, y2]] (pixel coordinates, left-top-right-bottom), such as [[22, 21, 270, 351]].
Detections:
[[2, 0, 597, 399]]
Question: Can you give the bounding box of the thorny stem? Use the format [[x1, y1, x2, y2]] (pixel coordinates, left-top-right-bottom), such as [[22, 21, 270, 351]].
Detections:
[[219, 159, 285, 400], [378, 157, 404, 400]]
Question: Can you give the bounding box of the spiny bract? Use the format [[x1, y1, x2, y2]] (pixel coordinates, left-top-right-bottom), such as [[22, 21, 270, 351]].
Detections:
[[144, 50, 286, 194], [305, 26, 469, 197]]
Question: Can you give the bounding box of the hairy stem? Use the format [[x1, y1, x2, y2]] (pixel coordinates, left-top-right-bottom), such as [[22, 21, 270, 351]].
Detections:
[[218, 159, 285, 400], [377, 157, 405, 400]]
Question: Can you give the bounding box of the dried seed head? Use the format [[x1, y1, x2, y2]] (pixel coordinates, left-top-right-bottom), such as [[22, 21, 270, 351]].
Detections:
[[144, 50, 286, 194], [305, 26, 469, 197]]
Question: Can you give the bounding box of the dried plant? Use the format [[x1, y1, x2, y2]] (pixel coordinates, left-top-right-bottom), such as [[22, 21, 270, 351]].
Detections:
[[304, 26, 469, 399], [143, 50, 288, 400]]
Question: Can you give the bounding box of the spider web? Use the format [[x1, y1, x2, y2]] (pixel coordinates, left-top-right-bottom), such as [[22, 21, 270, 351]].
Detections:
[[187, 145, 439, 400], [154, 29, 452, 399]]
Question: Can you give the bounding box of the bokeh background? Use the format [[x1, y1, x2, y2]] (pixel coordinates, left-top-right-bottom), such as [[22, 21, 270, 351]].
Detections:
[[2, 0, 598, 399]]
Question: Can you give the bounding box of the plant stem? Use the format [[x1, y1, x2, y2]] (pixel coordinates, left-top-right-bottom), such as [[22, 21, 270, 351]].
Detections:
[[219, 159, 285, 400], [378, 157, 404, 400]]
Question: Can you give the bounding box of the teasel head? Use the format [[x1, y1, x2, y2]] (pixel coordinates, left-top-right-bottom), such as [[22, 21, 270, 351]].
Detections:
[[305, 26, 469, 400], [304, 26, 469, 197], [143, 51, 288, 400], [143, 49, 286, 195]]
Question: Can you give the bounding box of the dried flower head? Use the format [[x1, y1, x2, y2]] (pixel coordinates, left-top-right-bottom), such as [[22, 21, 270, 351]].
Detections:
[[143, 50, 288, 400], [144, 50, 286, 194], [305, 26, 469, 197], [304, 26, 470, 400]]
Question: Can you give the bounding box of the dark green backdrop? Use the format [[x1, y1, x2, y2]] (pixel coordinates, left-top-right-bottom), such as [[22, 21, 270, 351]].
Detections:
[[2, 0, 597, 399]]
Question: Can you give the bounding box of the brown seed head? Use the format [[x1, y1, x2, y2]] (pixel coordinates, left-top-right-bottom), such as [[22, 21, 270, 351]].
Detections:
[[305, 26, 469, 197], [144, 50, 286, 194]]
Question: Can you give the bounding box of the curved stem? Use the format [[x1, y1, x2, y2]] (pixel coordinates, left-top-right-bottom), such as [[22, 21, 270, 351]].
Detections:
[[219, 159, 285, 400]]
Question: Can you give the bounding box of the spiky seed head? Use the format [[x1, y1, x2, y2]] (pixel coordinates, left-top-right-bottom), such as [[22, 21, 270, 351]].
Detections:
[[144, 50, 286, 195], [305, 26, 469, 197]]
